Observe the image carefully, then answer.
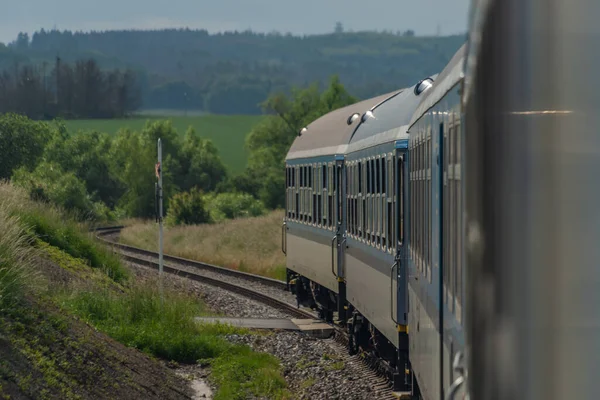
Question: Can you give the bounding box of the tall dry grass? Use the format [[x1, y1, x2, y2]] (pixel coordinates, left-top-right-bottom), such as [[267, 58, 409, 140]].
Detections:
[[0, 183, 41, 310], [119, 210, 287, 280]]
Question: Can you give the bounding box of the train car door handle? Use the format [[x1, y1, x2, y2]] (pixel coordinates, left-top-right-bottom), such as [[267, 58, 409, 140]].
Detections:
[[331, 235, 338, 277], [390, 260, 399, 324], [281, 221, 287, 255], [446, 352, 466, 400]]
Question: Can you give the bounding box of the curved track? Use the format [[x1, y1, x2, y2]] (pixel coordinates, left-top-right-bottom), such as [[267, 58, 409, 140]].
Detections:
[[94, 227, 313, 319], [93, 226, 404, 399]]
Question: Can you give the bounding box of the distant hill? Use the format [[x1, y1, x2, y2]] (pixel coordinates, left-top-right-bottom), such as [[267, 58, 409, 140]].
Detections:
[[0, 29, 465, 115]]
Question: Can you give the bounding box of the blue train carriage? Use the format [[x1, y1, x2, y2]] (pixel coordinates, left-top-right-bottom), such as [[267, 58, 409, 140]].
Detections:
[[341, 76, 436, 394], [406, 44, 466, 400], [283, 91, 400, 322]]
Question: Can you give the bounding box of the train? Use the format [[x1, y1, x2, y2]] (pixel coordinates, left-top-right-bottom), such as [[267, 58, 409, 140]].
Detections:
[[283, 0, 600, 399], [283, 43, 465, 399]]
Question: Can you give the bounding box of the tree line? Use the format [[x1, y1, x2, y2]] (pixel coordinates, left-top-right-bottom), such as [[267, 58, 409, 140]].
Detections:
[[0, 76, 356, 224], [0, 57, 141, 119], [1, 29, 464, 115]]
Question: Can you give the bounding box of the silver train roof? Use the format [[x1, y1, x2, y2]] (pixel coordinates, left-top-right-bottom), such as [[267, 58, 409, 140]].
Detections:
[[346, 76, 438, 154], [285, 90, 401, 161], [408, 43, 467, 129]]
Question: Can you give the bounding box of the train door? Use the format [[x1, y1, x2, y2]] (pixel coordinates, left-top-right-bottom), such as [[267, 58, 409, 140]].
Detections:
[[436, 120, 446, 400], [393, 141, 411, 392], [334, 156, 347, 321]]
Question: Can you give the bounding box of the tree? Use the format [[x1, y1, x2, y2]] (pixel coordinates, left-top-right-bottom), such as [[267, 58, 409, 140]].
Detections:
[[243, 75, 358, 209], [0, 113, 56, 180], [180, 127, 227, 192], [43, 131, 123, 207]]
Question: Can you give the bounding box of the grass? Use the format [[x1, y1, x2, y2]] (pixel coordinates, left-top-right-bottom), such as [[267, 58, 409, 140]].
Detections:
[[58, 281, 290, 399], [119, 210, 287, 280], [0, 190, 39, 312], [0, 182, 127, 284], [0, 182, 290, 400], [64, 114, 265, 173], [15, 208, 128, 284]]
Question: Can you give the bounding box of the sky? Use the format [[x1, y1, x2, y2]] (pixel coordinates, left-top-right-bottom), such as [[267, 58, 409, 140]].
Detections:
[[0, 0, 471, 44]]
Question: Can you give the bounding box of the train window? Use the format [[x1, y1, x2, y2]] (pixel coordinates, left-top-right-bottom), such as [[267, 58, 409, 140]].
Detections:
[[381, 158, 386, 195], [314, 165, 317, 225], [387, 157, 392, 251], [324, 165, 327, 227], [371, 159, 376, 195], [295, 185, 299, 221], [397, 156, 404, 246], [366, 159, 371, 194], [306, 165, 309, 223], [354, 164, 358, 236], [328, 164, 333, 228], [352, 185, 356, 235], [337, 165, 342, 224], [358, 162, 363, 193], [376, 158, 381, 193], [316, 166, 321, 226], [348, 165, 352, 235]]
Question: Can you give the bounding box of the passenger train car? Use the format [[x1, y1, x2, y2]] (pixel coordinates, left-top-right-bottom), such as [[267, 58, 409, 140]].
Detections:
[[406, 45, 466, 400], [462, 1, 600, 400], [284, 44, 467, 398]]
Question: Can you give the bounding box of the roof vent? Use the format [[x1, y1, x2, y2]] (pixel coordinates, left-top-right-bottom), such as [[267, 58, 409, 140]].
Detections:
[[414, 78, 434, 95], [347, 113, 360, 125]]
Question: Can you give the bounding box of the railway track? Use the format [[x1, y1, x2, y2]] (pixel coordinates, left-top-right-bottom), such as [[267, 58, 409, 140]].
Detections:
[[93, 226, 404, 399], [94, 227, 313, 319]]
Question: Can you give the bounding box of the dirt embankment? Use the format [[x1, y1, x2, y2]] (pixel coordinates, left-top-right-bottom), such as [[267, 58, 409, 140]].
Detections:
[[0, 257, 194, 400]]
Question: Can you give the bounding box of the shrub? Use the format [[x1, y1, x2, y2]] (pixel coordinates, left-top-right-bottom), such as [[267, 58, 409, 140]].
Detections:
[[165, 188, 211, 226], [12, 162, 100, 221], [204, 192, 266, 223]]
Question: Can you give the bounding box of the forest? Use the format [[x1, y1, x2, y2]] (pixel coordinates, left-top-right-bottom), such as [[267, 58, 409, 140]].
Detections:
[[0, 29, 465, 115], [0, 57, 141, 119]]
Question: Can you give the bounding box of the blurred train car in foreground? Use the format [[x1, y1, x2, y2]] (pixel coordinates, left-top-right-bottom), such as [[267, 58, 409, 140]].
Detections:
[[463, 0, 600, 399]]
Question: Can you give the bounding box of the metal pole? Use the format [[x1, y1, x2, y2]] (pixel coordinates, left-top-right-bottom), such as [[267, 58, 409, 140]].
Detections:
[[158, 138, 164, 304]]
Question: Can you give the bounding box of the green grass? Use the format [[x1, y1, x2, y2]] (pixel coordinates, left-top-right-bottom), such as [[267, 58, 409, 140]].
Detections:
[[15, 208, 128, 284], [64, 114, 265, 173], [59, 284, 290, 399]]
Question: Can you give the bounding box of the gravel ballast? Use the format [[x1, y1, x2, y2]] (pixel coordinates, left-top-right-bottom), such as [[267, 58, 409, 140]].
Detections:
[[123, 258, 391, 400]]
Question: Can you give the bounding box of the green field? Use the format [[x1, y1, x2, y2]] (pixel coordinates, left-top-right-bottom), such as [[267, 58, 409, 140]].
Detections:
[[64, 114, 265, 173]]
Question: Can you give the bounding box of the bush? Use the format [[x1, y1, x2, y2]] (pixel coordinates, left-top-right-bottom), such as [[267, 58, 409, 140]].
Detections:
[[0, 113, 57, 180], [204, 192, 266, 223], [165, 188, 211, 226], [12, 162, 101, 221]]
